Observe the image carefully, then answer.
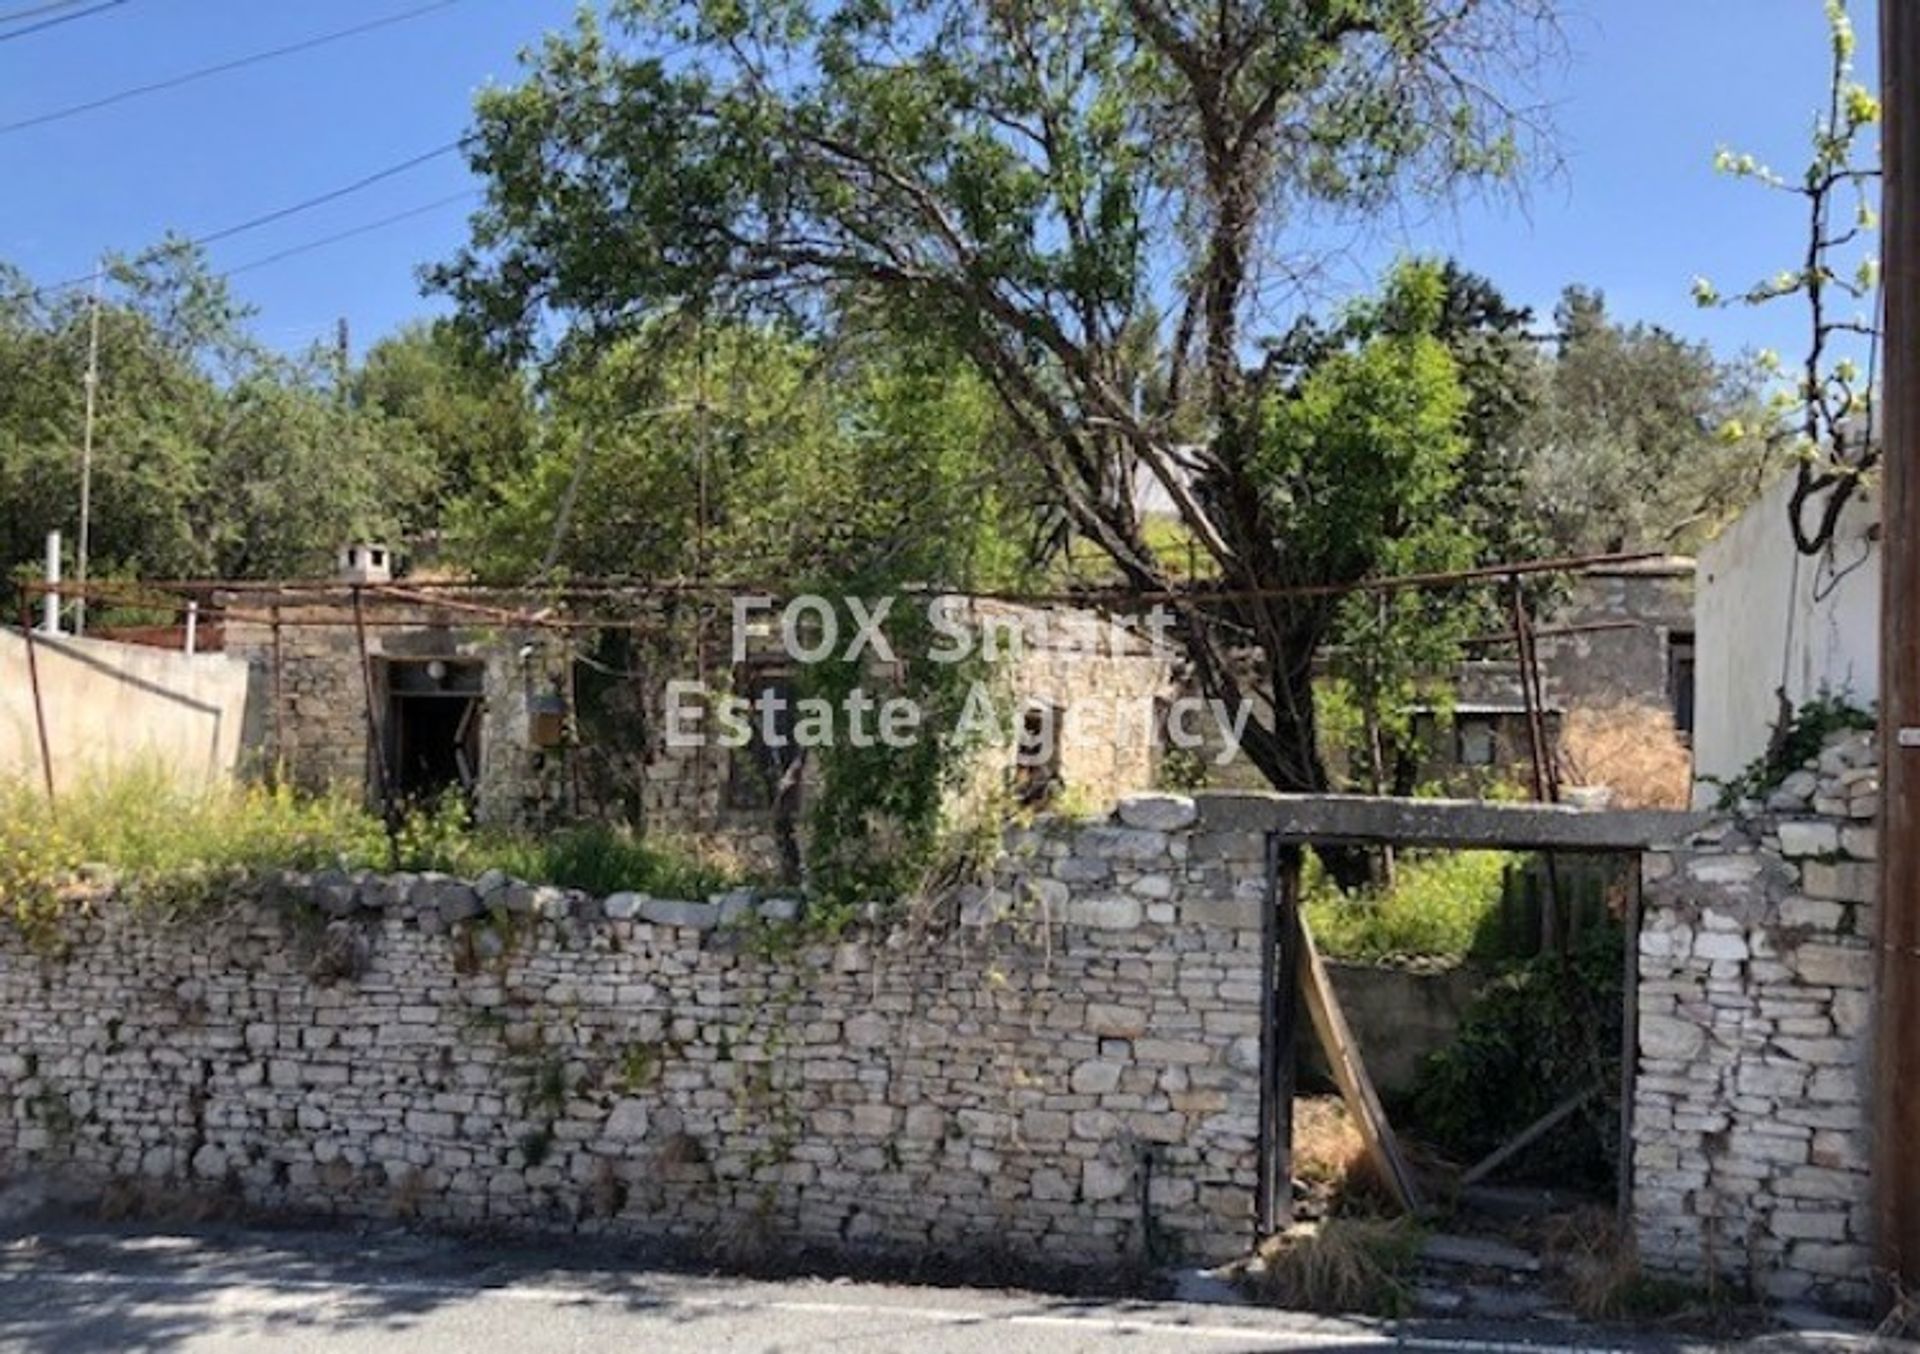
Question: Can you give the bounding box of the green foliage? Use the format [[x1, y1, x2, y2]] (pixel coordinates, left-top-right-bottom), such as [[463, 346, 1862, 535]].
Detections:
[[1259, 261, 1481, 791], [0, 769, 738, 936], [1, 765, 384, 891], [1256, 264, 1474, 591], [1711, 690, 1875, 809], [1411, 929, 1624, 1187], [797, 601, 997, 914], [1302, 848, 1520, 963], [0, 241, 514, 585], [353, 319, 538, 521], [434, 0, 1555, 803], [1521, 287, 1774, 555], [434, 822, 738, 901], [449, 321, 1032, 588], [389, 790, 740, 898]]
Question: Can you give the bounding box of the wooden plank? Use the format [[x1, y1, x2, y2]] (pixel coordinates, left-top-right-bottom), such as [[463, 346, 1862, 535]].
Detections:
[[1459, 1083, 1600, 1187], [1297, 913, 1422, 1214]]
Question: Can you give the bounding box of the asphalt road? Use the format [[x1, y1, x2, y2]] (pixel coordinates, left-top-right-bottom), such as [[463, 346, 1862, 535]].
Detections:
[[0, 1222, 1877, 1353]]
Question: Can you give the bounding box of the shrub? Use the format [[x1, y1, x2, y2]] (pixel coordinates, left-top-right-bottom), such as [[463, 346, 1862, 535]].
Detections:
[[0, 767, 740, 930], [1410, 928, 1623, 1188], [1710, 690, 1874, 809], [1302, 847, 1519, 962]]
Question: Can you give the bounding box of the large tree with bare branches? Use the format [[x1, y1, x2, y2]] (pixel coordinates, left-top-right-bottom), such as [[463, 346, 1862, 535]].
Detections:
[[435, 0, 1559, 798]]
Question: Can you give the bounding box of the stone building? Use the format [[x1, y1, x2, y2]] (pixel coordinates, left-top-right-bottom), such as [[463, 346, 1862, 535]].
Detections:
[[223, 589, 1177, 871], [1396, 558, 1696, 791], [1537, 556, 1697, 732]]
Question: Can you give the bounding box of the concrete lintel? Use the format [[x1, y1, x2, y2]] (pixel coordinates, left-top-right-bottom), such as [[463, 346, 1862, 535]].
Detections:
[[1195, 792, 1708, 853]]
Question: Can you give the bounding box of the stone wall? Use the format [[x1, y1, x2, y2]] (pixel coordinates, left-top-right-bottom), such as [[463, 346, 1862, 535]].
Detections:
[[1633, 728, 1876, 1308], [0, 794, 1266, 1270], [1540, 559, 1694, 713]]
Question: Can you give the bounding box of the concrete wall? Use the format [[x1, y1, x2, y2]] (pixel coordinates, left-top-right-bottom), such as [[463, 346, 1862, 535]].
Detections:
[[0, 629, 255, 792], [1693, 479, 1879, 804], [0, 794, 1266, 1270], [1323, 962, 1486, 1096], [1634, 727, 1876, 1310]]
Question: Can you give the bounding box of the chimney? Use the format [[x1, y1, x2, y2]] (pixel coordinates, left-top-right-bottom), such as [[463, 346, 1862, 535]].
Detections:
[[337, 542, 395, 585]]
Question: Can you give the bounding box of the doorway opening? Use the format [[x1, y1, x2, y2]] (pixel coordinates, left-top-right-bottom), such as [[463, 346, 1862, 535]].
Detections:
[[383, 658, 483, 807]]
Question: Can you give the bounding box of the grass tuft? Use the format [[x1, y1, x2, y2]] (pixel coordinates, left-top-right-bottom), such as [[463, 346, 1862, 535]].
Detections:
[[1241, 1217, 1424, 1316]]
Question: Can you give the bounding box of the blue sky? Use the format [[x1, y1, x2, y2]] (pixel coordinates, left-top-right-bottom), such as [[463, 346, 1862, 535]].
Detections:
[[0, 0, 1878, 361]]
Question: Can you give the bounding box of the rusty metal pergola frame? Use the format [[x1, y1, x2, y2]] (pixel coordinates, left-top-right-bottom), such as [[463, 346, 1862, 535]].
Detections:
[[11, 547, 1674, 814]]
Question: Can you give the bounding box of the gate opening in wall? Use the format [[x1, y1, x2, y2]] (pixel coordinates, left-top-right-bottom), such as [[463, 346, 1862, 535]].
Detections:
[[1234, 794, 1702, 1237]]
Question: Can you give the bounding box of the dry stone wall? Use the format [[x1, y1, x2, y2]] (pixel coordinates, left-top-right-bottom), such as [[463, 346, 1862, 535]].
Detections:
[[0, 794, 1266, 1270], [1634, 728, 1877, 1309]]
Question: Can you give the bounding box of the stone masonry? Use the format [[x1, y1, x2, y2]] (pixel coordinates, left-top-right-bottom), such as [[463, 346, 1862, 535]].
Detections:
[[1634, 728, 1877, 1309], [0, 794, 1265, 1270]]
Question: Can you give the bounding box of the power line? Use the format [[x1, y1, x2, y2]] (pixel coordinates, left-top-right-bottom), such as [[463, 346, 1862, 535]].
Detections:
[[0, 0, 127, 42], [195, 141, 466, 248], [218, 189, 476, 279], [0, 0, 469, 135], [26, 138, 469, 301], [0, 0, 95, 26], [9, 188, 477, 314]]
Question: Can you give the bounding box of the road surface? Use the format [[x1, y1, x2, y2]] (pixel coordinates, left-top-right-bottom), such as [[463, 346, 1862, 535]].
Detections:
[[0, 1221, 1875, 1352]]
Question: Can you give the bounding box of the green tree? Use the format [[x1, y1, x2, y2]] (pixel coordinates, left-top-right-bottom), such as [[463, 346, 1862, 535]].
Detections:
[[354, 319, 538, 522], [0, 240, 442, 588], [1521, 287, 1773, 556], [1261, 263, 1479, 797], [434, 0, 1559, 799], [453, 319, 1032, 588]]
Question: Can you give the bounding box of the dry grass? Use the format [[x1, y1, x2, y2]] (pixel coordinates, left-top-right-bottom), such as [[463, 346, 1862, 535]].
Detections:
[[1559, 702, 1694, 810], [1293, 1096, 1386, 1208], [1241, 1217, 1424, 1316], [1543, 1208, 1714, 1323], [1237, 1099, 1416, 1315]]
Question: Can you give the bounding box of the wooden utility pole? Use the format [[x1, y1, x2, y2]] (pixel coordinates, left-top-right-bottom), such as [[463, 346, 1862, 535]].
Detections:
[[1878, 0, 1920, 1300]]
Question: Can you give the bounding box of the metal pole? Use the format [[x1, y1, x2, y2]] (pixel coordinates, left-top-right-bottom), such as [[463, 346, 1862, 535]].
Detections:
[[183, 601, 198, 656], [271, 605, 286, 782], [1877, 0, 1920, 1300], [21, 598, 55, 806], [1256, 834, 1302, 1237], [41, 530, 60, 635], [351, 586, 398, 865], [1509, 578, 1549, 803], [75, 261, 102, 637]]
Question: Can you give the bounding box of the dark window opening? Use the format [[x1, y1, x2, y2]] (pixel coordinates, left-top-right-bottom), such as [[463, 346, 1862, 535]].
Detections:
[[1011, 702, 1063, 807], [1668, 632, 1696, 738], [1455, 717, 1498, 768], [728, 667, 799, 812]]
